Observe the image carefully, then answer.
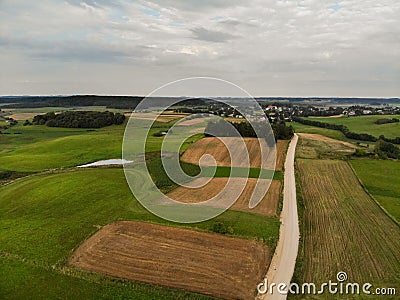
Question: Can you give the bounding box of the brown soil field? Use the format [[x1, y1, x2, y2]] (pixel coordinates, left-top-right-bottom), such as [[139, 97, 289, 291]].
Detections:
[[127, 112, 187, 122], [181, 137, 279, 169], [297, 159, 400, 286], [167, 177, 281, 216], [69, 221, 270, 299], [176, 118, 206, 126], [275, 140, 289, 171], [7, 113, 41, 120]]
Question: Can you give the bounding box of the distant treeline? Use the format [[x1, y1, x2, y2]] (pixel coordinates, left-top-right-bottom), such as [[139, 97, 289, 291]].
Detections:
[[31, 111, 125, 128], [0, 95, 207, 110], [205, 119, 294, 140], [293, 117, 400, 144]]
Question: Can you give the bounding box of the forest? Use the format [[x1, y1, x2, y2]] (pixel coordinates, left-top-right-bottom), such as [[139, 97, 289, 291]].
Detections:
[[31, 111, 126, 128]]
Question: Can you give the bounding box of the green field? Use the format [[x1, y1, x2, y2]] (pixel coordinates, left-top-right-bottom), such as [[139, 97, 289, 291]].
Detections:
[[305, 115, 400, 139], [350, 159, 400, 223], [0, 117, 199, 172], [291, 122, 348, 141]]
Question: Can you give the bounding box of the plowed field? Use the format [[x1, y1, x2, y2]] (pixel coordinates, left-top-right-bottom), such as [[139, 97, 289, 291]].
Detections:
[[167, 177, 281, 216], [69, 221, 271, 299], [181, 137, 282, 169]]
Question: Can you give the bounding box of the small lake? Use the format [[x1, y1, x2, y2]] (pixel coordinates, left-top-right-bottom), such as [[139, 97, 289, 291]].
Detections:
[[77, 159, 133, 168]]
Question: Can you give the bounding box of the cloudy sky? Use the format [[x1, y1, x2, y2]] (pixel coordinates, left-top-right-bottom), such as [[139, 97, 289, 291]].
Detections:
[[0, 0, 399, 97]]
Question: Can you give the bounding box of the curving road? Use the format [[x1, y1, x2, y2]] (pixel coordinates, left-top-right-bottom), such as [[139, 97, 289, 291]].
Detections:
[[257, 134, 299, 300]]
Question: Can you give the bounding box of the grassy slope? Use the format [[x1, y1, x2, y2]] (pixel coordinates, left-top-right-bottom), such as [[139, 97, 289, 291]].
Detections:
[[0, 119, 190, 172], [305, 114, 400, 139], [350, 159, 400, 222], [0, 258, 212, 300]]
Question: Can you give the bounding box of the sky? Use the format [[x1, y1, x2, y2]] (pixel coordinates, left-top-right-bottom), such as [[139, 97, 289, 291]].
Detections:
[[0, 0, 399, 97]]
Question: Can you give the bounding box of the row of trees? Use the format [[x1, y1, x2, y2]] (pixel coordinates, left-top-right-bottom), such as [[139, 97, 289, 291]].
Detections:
[[294, 117, 400, 145], [205, 119, 294, 140], [374, 140, 400, 159], [31, 111, 125, 128]]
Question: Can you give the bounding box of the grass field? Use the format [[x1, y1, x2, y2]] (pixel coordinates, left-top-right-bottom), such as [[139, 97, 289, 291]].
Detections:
[[296, 159, 400, 292], [0, 168, 280, 299], [305, 114, 400, 139], [0, 117, 199, 172], [350, 159, 400, 223], [291, 122, 348, 141]]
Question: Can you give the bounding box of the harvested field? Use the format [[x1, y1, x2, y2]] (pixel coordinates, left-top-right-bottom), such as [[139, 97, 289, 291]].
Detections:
[[127, 112, 187, 122], [7, 112, 42, 120], [275, 140, 289, 170], [176, 118, 206, 126], [181, 137, 277, 169], [296, 133, 356, 159], [167, 177, 281, 216], [297, 159, 400, 286], [69, 221, 271, 300]]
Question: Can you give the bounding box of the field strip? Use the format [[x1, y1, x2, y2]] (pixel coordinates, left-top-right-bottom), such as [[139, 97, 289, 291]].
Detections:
[[166, 177, 281, 216], [257, 134, 299, 300]]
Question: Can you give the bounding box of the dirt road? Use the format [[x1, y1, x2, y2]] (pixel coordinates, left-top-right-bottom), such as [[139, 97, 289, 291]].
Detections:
[[257, 134, 299, 300]]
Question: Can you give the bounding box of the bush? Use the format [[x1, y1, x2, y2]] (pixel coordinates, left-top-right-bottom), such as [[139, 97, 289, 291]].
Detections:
[[211, 221, 234, 235], [374, 139, 400, 159]]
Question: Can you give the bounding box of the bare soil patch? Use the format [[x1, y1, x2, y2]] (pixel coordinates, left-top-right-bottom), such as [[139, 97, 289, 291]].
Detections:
[[69, 221, 270, 299], [167, 177, 281, 216], [275, 140, 289, 171], [176, 118, 205, 126], [181, 137, 278, 169], [7, 113, 42, 120]]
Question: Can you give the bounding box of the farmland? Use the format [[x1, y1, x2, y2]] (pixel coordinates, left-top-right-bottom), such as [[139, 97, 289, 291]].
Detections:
[[0, 168, 280, 298], [181, 137, 285, 170], [350, 159, 400, 222], [0, 116, 195, 172], [296, 159, 400, 289], [291, 121, 348, 141], [167, 177, 281, 216], [0, 107, 283, 299], [70, 221, 270, 300], [304, 114, 400, 139], [296, 133, 356, 160]]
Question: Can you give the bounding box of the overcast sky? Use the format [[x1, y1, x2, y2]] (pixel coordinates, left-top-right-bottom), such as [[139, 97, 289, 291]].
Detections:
[[0, 0, 399, 97]]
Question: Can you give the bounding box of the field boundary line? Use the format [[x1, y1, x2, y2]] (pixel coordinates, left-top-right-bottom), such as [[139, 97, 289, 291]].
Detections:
[[348, 161, 400, 228]]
